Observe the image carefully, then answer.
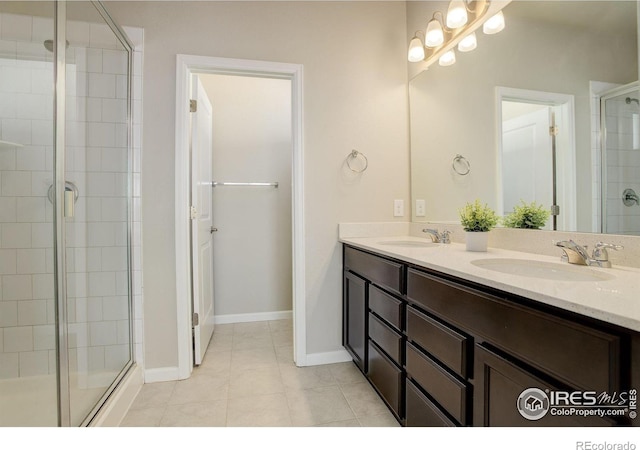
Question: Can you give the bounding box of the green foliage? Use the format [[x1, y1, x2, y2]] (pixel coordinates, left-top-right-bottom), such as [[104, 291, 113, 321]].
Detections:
[[459, 199, 499, 232], [503, 200, 550, 229]]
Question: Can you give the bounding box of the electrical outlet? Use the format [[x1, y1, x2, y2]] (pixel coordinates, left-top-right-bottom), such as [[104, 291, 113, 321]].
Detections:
[[394, 199, 404, 217], [416, 199, 426, 217]]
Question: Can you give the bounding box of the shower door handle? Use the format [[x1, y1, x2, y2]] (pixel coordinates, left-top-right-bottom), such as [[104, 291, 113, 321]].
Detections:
[[47, 181, 79, 218], [64, 190, 75, 218]]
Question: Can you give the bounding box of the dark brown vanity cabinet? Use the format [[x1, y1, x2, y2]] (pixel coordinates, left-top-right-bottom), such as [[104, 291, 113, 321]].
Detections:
[[343, 244, 639, 427], [343, 246, 405, 419]]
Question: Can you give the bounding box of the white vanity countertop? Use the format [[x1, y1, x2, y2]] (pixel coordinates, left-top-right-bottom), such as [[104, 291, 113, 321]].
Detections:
[[340, 236, 640, 333]]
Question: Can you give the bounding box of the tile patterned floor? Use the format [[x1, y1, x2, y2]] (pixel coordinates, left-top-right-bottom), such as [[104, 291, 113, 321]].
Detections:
[[120, 319, 400, 427]]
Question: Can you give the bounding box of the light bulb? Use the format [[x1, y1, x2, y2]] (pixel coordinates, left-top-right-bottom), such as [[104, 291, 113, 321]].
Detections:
[[458, 32, 477, 52], [446, 0, 468, 29], [483, 11, 505, 35], [407, 36, 425, 62], [439, 50, 456, 66], [425, 18, 444, 48]]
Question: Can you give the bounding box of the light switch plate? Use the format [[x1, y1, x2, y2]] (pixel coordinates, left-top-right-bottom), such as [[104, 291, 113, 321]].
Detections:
[[416, 199, 426, 217], [394, 199, 404, 217]]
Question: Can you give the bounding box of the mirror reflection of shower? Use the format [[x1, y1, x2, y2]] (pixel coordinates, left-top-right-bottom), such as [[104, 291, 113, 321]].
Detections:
[[599, 82, 640, 235]]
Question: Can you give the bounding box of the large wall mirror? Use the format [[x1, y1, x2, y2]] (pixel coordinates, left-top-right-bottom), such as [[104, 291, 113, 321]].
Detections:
[[409, 1, 639, 235]]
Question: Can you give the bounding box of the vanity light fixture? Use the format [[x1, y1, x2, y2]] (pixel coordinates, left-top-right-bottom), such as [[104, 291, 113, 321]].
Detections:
[[458, 32, 477, 52], [425, 13, 445, 47], [447, 0, 469, 29], [408, 32, 426, 62], [483, 10, 505, 34], [407, 0, 507, 68], [439, 50, 457, 66]]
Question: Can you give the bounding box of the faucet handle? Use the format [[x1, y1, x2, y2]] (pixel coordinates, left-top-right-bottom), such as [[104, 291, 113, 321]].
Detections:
[[594, 242, 623, 251], [440, 230, 451, 244], [592, 242, 623, 261]]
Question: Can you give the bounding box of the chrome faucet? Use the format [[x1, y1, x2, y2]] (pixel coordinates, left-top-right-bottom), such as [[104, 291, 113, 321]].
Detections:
[[555, 240, 623, 268], [422, 228, 451, 244]]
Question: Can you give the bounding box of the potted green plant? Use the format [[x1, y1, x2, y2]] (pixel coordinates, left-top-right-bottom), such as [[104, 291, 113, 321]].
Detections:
[[503, 200, 550, 230], [459, 199, 499, 251]]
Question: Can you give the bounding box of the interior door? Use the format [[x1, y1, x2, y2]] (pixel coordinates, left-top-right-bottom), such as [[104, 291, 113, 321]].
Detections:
[[502, 105, 553, 228], [191, 76, 215, 365]]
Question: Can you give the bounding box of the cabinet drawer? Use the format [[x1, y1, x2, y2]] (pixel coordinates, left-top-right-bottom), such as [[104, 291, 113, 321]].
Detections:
[[405, 379, 456, 427], [406, 306, 468, 378], [368, 340, 403, 418], [406, 342, 467, 425], [407, 268, 621, 393], [369, 313, 403, 365], [345, 246, 403, 294], [369, 285, 403, 331]]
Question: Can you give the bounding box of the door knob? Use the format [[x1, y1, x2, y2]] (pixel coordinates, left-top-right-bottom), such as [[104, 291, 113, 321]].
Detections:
[[210, 227, 218, 234]]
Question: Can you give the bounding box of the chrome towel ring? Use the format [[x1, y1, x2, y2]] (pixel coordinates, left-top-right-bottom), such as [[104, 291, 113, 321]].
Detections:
[[452, 154, 470, 176], [346, 150, 368, 173]]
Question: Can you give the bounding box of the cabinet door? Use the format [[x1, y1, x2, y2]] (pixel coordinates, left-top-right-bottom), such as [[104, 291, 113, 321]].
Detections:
[[474, 344, 614, 427], [343, 271, 367, 372]]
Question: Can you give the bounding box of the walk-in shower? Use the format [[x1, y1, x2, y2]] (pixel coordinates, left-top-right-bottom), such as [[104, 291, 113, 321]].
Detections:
[[0, 1, 135, 426], [600, 82, 640, 235]]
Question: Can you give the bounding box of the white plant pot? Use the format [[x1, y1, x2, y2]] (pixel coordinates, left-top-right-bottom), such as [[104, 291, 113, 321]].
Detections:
[[465, 231, 489, 252]]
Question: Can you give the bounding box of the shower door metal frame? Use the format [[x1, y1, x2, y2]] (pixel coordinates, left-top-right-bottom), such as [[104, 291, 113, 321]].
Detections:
[[53, 0, 136, 427], [599, 81, 639, 234], [53, 0, 70, 427]]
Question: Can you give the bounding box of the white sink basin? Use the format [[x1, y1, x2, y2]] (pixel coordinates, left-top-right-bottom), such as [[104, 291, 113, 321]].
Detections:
[[470, 258, 615, 282], [377, 240, 439, 248]]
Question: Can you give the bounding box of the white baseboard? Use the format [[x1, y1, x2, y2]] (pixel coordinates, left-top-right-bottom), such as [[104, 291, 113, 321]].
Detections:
[[90, 364, 143, 427], [214, 310, 292, 325], [302, 349, 352, 366], [144, 366, 183, 383]]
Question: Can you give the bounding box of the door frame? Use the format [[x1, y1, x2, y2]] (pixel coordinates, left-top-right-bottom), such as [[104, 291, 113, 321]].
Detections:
[[175, 54, 305, 378], [496, 86, 577, 231]]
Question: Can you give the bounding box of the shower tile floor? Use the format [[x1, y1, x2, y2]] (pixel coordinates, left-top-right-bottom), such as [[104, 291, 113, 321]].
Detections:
[[120, 319, 400, 427]]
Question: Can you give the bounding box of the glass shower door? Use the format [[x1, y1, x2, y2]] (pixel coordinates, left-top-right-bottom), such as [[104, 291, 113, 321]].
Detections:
[[0, 1, 132, 427], [64, 1, 133, 426], [601, 83, 640, 235], [0, 2, 58, 427]]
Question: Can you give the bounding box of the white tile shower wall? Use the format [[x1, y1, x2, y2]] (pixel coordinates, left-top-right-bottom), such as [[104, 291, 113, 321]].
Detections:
[[0, 13, 144, 382], [0, 18, 56, 378]]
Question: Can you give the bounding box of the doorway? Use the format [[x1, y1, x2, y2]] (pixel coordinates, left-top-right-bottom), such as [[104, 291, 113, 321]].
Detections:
[[200, 73, 292, 323], [175, 55, 305, 379], [496, 87, 577, 231]]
